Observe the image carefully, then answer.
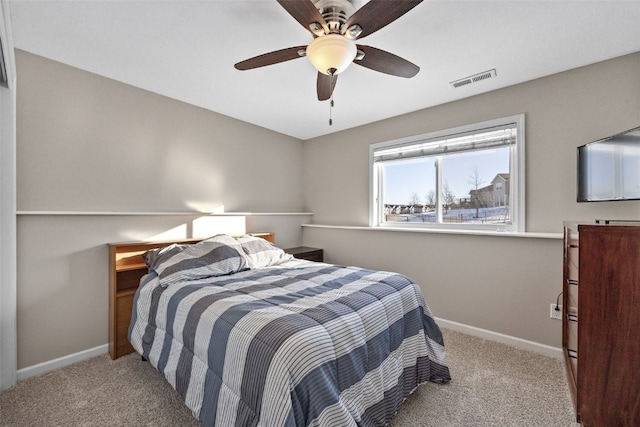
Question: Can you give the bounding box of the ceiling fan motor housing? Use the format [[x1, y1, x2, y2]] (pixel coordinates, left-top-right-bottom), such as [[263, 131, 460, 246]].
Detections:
[[314, 0, 357, 33]]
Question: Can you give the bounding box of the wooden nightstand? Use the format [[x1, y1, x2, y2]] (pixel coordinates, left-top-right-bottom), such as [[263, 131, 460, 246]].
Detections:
[[285, 246, 323, 262]]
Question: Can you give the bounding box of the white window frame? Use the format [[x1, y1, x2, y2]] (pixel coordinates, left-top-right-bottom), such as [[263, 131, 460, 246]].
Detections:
[[369, 114, 525, 232]]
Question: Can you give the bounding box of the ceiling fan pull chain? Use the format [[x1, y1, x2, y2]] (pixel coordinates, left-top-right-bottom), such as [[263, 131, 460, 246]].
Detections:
[[329, 96, 334, 126]]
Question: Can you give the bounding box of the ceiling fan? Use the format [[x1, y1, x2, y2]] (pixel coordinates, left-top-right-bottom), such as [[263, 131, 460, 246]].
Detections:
[[234, 0, 423, 101]]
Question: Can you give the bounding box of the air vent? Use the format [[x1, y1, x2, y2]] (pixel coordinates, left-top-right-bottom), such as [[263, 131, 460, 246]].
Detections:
[[450, 69, 497, 89]]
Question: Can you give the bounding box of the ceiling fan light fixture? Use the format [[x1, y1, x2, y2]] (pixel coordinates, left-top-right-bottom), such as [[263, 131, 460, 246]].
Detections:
[[306, 34, 356, 75]]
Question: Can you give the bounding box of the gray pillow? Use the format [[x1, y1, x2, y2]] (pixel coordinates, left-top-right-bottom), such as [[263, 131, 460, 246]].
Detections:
[[144, 235, 247, 287]]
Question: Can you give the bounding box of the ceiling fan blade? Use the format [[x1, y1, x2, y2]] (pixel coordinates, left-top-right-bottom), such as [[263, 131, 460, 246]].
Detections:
[[354, 45, 419, 78], [317, 72, 337, 101], [277, 0, 328, 36], [234, 46, 307, 70], [343, 0, 423, 39]]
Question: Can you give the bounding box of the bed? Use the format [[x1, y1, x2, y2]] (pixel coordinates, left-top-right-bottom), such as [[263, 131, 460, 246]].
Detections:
[[126, 234, 450, 426]]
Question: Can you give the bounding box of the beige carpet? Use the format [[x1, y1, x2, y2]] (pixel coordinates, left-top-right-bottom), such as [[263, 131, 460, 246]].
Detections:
[[0, 329, 579, 426]]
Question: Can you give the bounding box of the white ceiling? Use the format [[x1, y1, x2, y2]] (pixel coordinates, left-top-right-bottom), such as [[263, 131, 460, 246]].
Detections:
[[9, 0, 640, 140]]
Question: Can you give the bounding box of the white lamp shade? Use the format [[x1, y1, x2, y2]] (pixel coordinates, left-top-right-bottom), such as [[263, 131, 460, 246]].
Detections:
[[306, 34, 357, 75]]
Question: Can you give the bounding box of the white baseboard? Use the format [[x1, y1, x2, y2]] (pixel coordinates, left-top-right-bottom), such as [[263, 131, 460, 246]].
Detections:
[[16, 344, 108, 381], [435, 317, 563, 359], [14, 319, 561, 381]]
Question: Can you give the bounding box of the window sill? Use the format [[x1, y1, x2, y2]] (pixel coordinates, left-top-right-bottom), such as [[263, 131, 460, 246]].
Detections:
[[302, 223, 562, 239], [16, 211, 314, 216]]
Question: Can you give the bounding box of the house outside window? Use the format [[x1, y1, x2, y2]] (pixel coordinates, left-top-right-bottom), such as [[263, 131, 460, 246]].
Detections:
[[369, 114, 525, 232]]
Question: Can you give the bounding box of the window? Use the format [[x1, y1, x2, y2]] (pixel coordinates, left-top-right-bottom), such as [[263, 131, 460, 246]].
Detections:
[[369, 115, 525, 232]]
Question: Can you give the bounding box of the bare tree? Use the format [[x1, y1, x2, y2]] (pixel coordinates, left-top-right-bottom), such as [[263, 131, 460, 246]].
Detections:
[[442, 181, 456, 212], [425, 190, 435, 209], [468, 167, 485, 218], [409, 192, 420, 206]]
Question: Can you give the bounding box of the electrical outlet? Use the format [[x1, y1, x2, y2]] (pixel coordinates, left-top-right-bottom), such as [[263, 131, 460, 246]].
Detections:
[[550, 303, 563, 320]]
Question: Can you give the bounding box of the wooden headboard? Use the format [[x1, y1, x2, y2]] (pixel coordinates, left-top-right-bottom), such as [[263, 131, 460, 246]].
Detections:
[[108, 232, 275, 359]]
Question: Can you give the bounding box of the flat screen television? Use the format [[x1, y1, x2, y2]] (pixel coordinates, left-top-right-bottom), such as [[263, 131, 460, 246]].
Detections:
[[577, 126, 640, 202]]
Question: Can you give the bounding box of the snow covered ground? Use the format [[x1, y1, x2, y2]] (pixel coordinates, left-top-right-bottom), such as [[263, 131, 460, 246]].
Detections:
[[386, 206, 510, 224]]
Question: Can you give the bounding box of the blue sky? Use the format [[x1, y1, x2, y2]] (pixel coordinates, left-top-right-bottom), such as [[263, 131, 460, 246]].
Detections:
[[383, 147, 510, 205]]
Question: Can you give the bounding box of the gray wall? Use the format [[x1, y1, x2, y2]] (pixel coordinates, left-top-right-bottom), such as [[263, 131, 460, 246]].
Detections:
[[301, 52, 640, 348], [15, 50, 307, 368], [14, 48, 640, 369], [16, 50, 304, 214]]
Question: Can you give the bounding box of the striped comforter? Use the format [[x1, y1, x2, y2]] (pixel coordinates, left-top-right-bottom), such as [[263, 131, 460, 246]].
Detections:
[[129, 259, 450, 426]]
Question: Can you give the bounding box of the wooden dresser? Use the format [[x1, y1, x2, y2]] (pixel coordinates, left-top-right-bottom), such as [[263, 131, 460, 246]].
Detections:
[[108, 232, 275, 360], [562, 222, 640, 426]]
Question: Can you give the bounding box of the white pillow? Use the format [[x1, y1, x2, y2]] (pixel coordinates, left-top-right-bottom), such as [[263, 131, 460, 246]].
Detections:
[[235, 234, 293, 269]]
